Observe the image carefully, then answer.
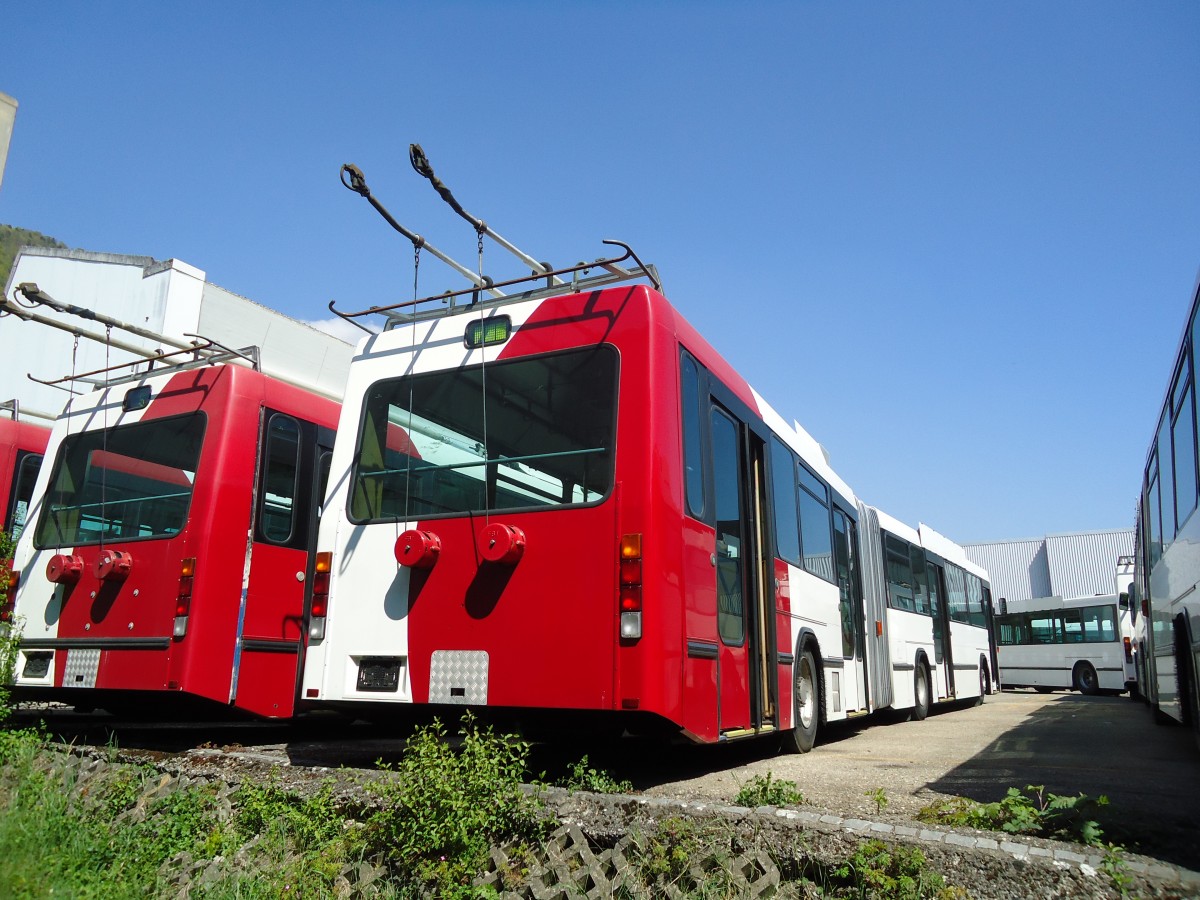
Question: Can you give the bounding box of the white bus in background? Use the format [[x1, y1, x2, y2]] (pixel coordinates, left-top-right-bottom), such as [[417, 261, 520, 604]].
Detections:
[[995, 593, 1135, 695]]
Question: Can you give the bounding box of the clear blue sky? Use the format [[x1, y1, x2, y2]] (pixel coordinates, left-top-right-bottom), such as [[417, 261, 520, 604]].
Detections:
[[2, 2, 1197, 543]]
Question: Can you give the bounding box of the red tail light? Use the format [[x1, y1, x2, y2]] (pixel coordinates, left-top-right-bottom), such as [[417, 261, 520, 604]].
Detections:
[[309, 552, 332, 640], [1123, 636, 1133, 663], [619, 534, 642, 640], [173, 558, 196, 639]]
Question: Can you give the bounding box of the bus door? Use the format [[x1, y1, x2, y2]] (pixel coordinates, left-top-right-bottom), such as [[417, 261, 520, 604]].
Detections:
[[710, 406, 772, 734], [233, 411, 335, 717], [928, 562, 954, 697], [833, 509, 868, 712]]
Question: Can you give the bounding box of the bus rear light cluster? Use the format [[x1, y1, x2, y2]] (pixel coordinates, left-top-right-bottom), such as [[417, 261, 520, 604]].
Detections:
[[395, 529, 442, 568], [619, 533, 642, 640], [46, 554, 84, 585], [173, 557, 196, 639], [93, 549, 133, 582], [309, 551, 332, 641], [479, 523, 526, 565]]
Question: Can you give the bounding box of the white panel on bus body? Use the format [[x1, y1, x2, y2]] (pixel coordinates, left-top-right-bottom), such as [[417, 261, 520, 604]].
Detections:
[[305, 522, 416, 702], [302, 296, 550, 706], [783, 562, 853, 722]]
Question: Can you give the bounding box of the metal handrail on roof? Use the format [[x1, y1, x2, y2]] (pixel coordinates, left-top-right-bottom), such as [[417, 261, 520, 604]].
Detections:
[[328, 239, 661, 329]]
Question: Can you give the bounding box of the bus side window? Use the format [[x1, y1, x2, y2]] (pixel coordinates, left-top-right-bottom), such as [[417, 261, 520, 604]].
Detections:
[[768, 437, 800, 566], [680, 352, 706, 520], [259, 414, 301, 544], [884, 535, 915, 612]]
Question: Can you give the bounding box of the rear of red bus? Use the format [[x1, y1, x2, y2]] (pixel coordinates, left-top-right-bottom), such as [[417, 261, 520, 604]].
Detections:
[[302, 283, 716, 735], [10, 364, 336, 717]]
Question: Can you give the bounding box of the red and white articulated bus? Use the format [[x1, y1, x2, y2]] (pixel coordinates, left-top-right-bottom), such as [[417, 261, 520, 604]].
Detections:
[[8, 351, 341, 718], [300, 241, 996, 748], [0, 409, 51, 541]]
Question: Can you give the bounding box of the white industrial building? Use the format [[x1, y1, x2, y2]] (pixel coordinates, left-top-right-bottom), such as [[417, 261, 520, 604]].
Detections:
[[963, 529, 1134, 611], [1, 247, 353, 420]]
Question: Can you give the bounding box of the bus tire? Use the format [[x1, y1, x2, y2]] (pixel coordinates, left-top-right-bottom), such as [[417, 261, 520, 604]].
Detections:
[[911, 662, 930, 721], [1074, 661, 1100, 696], [781, 647, 819, 754], [975, 661, 989, 705]]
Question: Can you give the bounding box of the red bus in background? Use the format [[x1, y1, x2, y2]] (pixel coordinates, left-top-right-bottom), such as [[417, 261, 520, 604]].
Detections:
[[9, 361, 338, 718], [1, 414, 51, 541]]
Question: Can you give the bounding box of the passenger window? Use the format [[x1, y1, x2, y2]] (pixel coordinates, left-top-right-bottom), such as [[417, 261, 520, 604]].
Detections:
[[769, 438, 801, 565], [1172, 367, 1197, 529], [260, 415, 301, 543], [909, 545, 930, 615], [711, 409, 744, 646], [797, 466, 833, 581], [884, 535, 915, 612], [6, 451, 43, 540], [945, 565, 968, 623], [681, 353, 706, 519], [1157, 410, 1175, 544]]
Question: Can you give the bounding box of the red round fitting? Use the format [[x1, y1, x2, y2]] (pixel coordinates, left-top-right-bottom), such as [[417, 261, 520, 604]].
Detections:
[[93, 549, 134, 582], [395, 529, 441, 569], [46, 554, 85, 585], [479, 523, 526, 565]]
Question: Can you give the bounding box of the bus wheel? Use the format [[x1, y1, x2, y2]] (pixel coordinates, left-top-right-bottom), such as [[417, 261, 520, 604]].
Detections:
[[781, 648, 819, 754], [975, 662, 989, 705], [1074, 661, 1100, 696], [911, 663, 930, 721]]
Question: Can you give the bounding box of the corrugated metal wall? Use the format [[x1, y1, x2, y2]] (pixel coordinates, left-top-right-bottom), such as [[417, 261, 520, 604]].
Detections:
[[1045, 531, 1134, 599], [963, 530, 1133, 606]]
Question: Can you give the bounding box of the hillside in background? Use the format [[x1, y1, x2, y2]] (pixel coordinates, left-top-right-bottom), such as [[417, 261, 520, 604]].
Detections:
[[0, 224, 67, 289]]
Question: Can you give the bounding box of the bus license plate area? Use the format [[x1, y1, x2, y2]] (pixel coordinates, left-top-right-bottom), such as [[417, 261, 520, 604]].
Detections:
[[357, 657, 402, 692]]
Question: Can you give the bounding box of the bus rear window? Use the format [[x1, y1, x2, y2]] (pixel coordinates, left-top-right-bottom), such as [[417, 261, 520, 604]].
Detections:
[[35, 413, 205, 548], [350, 346, 617, 522]]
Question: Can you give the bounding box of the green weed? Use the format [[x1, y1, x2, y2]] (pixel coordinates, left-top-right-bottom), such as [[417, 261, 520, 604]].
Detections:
[[866, 786, 889, 815], [360, 712, 547, 896], [831, 839, 964, 899], [734, 771, 804, 808], [917, 784, 1109, 845], [560, 754, 633, 794]]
